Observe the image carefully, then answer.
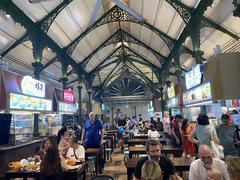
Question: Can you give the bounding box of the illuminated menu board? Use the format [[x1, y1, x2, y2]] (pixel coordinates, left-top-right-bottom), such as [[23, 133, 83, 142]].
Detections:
[[10, 93, 52, 111], [185, 64, 202, 90], [59, 102, 77, 113], [167, 97, 179, 108], [183, 82, 212, 105]]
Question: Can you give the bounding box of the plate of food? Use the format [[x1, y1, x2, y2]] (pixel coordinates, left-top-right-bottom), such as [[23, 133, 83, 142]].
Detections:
[[67, 164, 80, 170]]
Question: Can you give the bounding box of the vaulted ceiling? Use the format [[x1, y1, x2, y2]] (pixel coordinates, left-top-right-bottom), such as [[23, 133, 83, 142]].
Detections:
[[0, 0, 239, 101]]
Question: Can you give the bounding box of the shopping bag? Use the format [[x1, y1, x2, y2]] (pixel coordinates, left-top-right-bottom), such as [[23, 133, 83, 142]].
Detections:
[[210, 127, 224, 159]]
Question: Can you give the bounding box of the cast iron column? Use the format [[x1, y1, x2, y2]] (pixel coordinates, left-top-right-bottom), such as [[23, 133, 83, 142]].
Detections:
[[32, 62, 43, 137], [62, 77, 68, 90], [87, 89, 92, 113], [77, 82, 82, 124], [159, 86, 165, 118]]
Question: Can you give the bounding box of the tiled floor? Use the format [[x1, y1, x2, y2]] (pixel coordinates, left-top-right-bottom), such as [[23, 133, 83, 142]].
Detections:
[[87, 148, 127, 180]]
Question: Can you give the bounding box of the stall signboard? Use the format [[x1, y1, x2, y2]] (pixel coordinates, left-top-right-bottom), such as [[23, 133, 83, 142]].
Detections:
[[59, 102, 77, 113], [63, 90, 74, 103], [183, 82, 212, 105], [10, 93, 52, 111], [167, 97, 179, 108], [167, 85, 175, 99], [185, 64, 202, 90], [21, 76, 45, 98]]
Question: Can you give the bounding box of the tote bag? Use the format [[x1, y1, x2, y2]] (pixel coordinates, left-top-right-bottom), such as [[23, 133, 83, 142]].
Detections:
[[210, 127, 224, 159]]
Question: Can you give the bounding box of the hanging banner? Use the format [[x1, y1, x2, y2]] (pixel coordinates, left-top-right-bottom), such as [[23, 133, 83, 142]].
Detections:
[[64, 90, 74, 103], [21, 76, 45, 98]]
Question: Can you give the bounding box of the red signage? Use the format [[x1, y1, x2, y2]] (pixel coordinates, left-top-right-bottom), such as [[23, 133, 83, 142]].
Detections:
[[64, 90, 74, 103]]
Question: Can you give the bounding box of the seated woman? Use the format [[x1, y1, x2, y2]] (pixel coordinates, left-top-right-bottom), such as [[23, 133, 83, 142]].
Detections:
[[66, 137, 85, 162], [35, 137, 51, 160], [40, 146, 68, 180], [58, 129, 71, 157]]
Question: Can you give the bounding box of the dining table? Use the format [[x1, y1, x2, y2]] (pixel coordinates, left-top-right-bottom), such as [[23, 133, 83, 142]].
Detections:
[[5, 162, 85, 180], [128, 145, 183, 159], [126, 156, 194, 180]]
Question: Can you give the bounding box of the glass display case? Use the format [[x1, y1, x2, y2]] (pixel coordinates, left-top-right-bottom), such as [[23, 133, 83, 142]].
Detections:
[[39, 113, 62, 136], [9, 113, 33, 145]]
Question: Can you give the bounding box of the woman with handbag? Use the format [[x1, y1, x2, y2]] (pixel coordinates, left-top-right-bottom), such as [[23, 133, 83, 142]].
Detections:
[[188, 114, 220, 152]]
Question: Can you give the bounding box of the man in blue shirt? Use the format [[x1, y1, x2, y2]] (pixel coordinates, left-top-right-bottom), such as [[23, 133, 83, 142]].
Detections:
[[80, 112, 104, 148]]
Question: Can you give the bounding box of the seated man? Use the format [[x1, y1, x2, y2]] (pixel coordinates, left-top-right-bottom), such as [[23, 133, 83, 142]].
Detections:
[[66, 137, 85, 162], [189, 145, 230, 180], [133, 139, 179, 180]]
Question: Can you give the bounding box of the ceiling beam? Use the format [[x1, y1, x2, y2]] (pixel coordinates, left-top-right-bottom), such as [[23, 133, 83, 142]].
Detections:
[[0, 0, 88, 78], [37, 0, 74, 33], [1, 33, 28, 58], [160, 0, 215, 74]]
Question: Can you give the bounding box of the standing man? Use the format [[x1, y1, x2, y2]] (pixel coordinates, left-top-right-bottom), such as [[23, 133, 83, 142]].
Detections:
[[189, 145, 230, 180], [80, 112, 104, 148], [216, 114, 239, 156]]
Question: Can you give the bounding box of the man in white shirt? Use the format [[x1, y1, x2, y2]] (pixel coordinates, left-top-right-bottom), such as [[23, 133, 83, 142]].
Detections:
[[189, 145, 230, 180], [67, 137, 85, 162]]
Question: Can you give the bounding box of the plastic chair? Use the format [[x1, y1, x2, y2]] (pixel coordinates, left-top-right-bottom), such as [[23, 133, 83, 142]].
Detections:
[[90, 175, 114, 180]]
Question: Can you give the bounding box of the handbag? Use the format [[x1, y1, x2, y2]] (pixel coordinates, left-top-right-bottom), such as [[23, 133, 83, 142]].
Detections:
[[210, 127, 224, 159]]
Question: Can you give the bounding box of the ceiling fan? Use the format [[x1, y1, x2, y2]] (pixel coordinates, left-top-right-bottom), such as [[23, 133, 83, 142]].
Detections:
[[28, 0, 56, 4], [88, 0, 143, 27]]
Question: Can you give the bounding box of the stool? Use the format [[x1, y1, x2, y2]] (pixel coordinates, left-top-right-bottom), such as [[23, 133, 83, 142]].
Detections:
[[86, 156, 96, 176], [105, 148, 112, 162]]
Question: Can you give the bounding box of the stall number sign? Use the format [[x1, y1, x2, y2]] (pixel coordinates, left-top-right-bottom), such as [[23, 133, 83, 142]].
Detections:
[[21, 76, 45, 98], [64, 90, 74, 103]]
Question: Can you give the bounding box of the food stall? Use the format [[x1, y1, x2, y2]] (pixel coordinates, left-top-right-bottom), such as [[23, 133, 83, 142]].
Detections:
[[182, 64, 222, 125], [0, 70, 50, 177], [55, 88, 77, 129], [0, 71, 53, 145]]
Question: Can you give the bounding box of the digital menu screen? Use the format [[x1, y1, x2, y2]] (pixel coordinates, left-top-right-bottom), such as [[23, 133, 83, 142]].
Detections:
[[185, 64, 202, 90]]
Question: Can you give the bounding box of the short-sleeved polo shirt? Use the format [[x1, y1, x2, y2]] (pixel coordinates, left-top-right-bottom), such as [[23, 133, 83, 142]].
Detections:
[[84, 119, 103, 147]]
